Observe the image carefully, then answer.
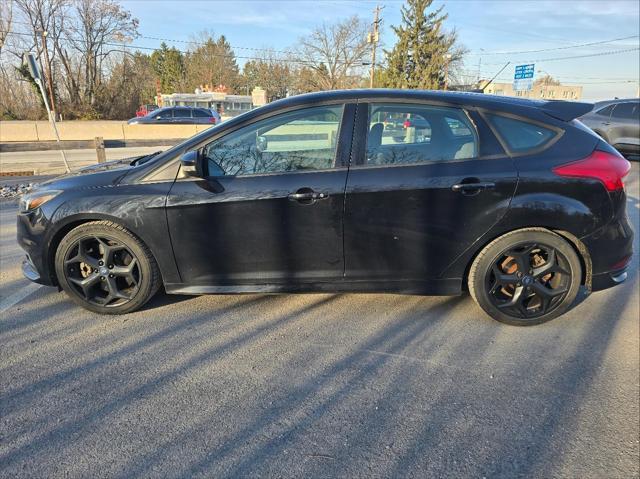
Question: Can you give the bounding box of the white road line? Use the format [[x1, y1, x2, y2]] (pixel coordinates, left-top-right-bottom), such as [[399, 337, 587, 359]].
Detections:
[[0, 283, 42, 316]]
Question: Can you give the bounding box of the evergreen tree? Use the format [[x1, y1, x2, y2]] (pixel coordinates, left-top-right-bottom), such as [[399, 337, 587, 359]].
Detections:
[[185, 33, 241, 93], [151, 42, 186, 93], [383, 0, 462, 89]]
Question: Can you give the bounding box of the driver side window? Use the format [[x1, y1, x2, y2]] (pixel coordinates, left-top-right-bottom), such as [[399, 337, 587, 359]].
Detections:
[[202, 105, 344, 177]]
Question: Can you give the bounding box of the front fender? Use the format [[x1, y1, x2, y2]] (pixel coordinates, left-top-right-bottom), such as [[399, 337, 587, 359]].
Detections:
[[42, 182, 180, 286]]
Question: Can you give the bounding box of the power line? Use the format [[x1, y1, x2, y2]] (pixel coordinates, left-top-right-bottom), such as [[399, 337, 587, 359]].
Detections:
[[7, 18, 297, 56], [466, 35, 640, 56], [0, 30, 327, 66], [479, 47, 640, 66], [457, 68, 639, 82]]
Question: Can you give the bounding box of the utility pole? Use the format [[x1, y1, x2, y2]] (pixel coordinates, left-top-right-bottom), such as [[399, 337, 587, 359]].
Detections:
[[444, 53, 452, 90], [368, 5, 383, 88], [40, 30, 56, 119]]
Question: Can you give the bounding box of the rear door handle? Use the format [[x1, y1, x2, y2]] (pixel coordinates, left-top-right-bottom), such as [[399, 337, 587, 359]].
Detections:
[[451, 182, 496, 192]]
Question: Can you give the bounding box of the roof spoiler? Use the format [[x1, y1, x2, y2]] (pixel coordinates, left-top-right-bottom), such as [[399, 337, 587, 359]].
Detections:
[[541, 101, 593, 122]]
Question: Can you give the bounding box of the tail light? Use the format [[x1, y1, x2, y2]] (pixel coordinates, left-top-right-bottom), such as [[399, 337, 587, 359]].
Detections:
[[553, 149, 631, 192], [403, 120, 411, 128], [209, 117, 216, 124]]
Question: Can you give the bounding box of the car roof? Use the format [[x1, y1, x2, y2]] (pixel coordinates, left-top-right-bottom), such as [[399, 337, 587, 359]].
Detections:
[[594, 98, 639, 107], [262, 89, 592, 122]]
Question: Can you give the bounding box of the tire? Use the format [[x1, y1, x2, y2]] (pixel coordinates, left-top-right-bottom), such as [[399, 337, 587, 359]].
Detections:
[[468, 228, 582, 326], [55, 221, 160, 315]]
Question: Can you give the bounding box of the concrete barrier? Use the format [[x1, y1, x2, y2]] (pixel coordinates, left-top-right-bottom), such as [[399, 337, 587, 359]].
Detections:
[[0, 122, 40, 142], [0, 119, 230, 144], [122, 124, 199, 141]]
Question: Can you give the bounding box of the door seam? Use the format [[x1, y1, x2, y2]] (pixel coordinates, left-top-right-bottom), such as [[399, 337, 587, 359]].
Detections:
[[342, 101, 360, 279]]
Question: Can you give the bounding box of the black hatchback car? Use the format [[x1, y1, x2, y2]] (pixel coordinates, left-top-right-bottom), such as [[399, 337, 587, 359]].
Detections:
[[18, 90, 633, 325]]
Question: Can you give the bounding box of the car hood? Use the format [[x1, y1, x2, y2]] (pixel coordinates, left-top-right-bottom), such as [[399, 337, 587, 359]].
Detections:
[[38, 158, 138, 191]]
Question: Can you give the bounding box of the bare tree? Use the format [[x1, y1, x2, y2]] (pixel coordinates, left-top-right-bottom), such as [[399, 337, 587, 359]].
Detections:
[[296, 15, 369, 90], [11, 0, 68, 113], [242, 49, 293, 100], [55, 0, 138, 109], [0, 0, 13, 54]]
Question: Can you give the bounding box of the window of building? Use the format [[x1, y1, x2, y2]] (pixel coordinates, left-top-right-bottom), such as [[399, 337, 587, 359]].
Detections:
[[364, 104, 477, 166], [488, 114, 557, 153], [202, 105, 343, 176]]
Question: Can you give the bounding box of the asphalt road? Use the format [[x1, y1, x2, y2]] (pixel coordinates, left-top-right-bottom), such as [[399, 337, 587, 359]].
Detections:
[[1, 165, 638, 478], [0, 146, 169, 175]]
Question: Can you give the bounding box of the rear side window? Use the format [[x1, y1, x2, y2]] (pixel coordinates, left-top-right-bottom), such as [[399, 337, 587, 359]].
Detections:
[[365, 104, 477, 166], [174, 108, 192, 118], [192, 109, 211, 118], [488, 114, 557, 153], [611, 102, 639, 120], [596, 104, 615, 117]]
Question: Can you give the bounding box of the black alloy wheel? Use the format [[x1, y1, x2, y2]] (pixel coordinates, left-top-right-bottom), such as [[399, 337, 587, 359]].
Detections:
[[468, 228, 582, 325], [485, 243, 571, 319], [64, 235, 140, 307], [55, 221, 160, 314]]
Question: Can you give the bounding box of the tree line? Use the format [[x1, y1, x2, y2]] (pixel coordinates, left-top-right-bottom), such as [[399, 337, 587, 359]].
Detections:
[[0, 0, 464, 120]]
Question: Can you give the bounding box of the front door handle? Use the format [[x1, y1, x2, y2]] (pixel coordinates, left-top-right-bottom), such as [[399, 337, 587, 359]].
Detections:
[[451, 182, 496, 192], [287, 188, 329, 203]]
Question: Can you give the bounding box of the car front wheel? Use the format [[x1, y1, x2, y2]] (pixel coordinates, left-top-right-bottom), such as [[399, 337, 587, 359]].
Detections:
[[55, 221, 160, 314], [468, 228, 582, 326]]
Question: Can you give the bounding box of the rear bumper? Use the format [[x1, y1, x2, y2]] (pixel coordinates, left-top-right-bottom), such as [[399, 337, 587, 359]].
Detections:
[[581, 193, 634, 291], [592, 267, 629, 292]]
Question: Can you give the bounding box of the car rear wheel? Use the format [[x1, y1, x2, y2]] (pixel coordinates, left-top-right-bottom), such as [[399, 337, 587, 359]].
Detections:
[[55, 221, 160, 315], [468, 228, 582, 325]]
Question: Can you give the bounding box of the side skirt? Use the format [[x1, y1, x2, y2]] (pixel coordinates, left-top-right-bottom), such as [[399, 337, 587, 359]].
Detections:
[[164, 278, 463, 296]]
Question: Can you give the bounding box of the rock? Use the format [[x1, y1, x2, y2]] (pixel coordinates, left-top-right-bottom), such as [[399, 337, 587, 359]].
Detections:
[[0, 182, 38, 199]]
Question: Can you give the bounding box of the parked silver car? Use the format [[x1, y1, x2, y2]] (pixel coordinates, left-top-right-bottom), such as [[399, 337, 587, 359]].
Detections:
[[580, 99, 639, 160]]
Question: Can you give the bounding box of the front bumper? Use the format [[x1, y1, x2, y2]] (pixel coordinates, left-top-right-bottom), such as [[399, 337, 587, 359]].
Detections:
[[17, 209, 56, 286], [22, 255, 42, 282]]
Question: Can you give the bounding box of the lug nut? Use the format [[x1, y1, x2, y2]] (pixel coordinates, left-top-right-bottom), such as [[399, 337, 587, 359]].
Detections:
[[109, 274, 114, 278], [109, 264, 114, 269], [101, 276, 105, 281], [99, 261, 104, 266], [94, 269, 99, 273]]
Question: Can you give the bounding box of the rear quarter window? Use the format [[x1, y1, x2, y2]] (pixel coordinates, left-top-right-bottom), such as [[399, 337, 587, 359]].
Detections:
[[488, 114, 558, 153]]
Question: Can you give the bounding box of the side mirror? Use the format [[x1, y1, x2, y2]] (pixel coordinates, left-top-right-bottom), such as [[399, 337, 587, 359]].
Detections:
[[256, 135, 268, 153], [180, 150, 200, 177]]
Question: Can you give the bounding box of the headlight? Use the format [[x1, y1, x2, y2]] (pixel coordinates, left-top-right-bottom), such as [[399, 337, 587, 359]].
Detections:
[[19, 190, 61, 212]]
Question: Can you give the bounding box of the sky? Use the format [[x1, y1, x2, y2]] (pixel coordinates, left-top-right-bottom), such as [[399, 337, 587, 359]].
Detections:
[[121, 0, 640, 101]]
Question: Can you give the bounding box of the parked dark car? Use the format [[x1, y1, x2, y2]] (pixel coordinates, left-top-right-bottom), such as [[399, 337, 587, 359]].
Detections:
[[579, 98, 640, 160], [127, 106, 220, 125], [18, 90, 633, 325]]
